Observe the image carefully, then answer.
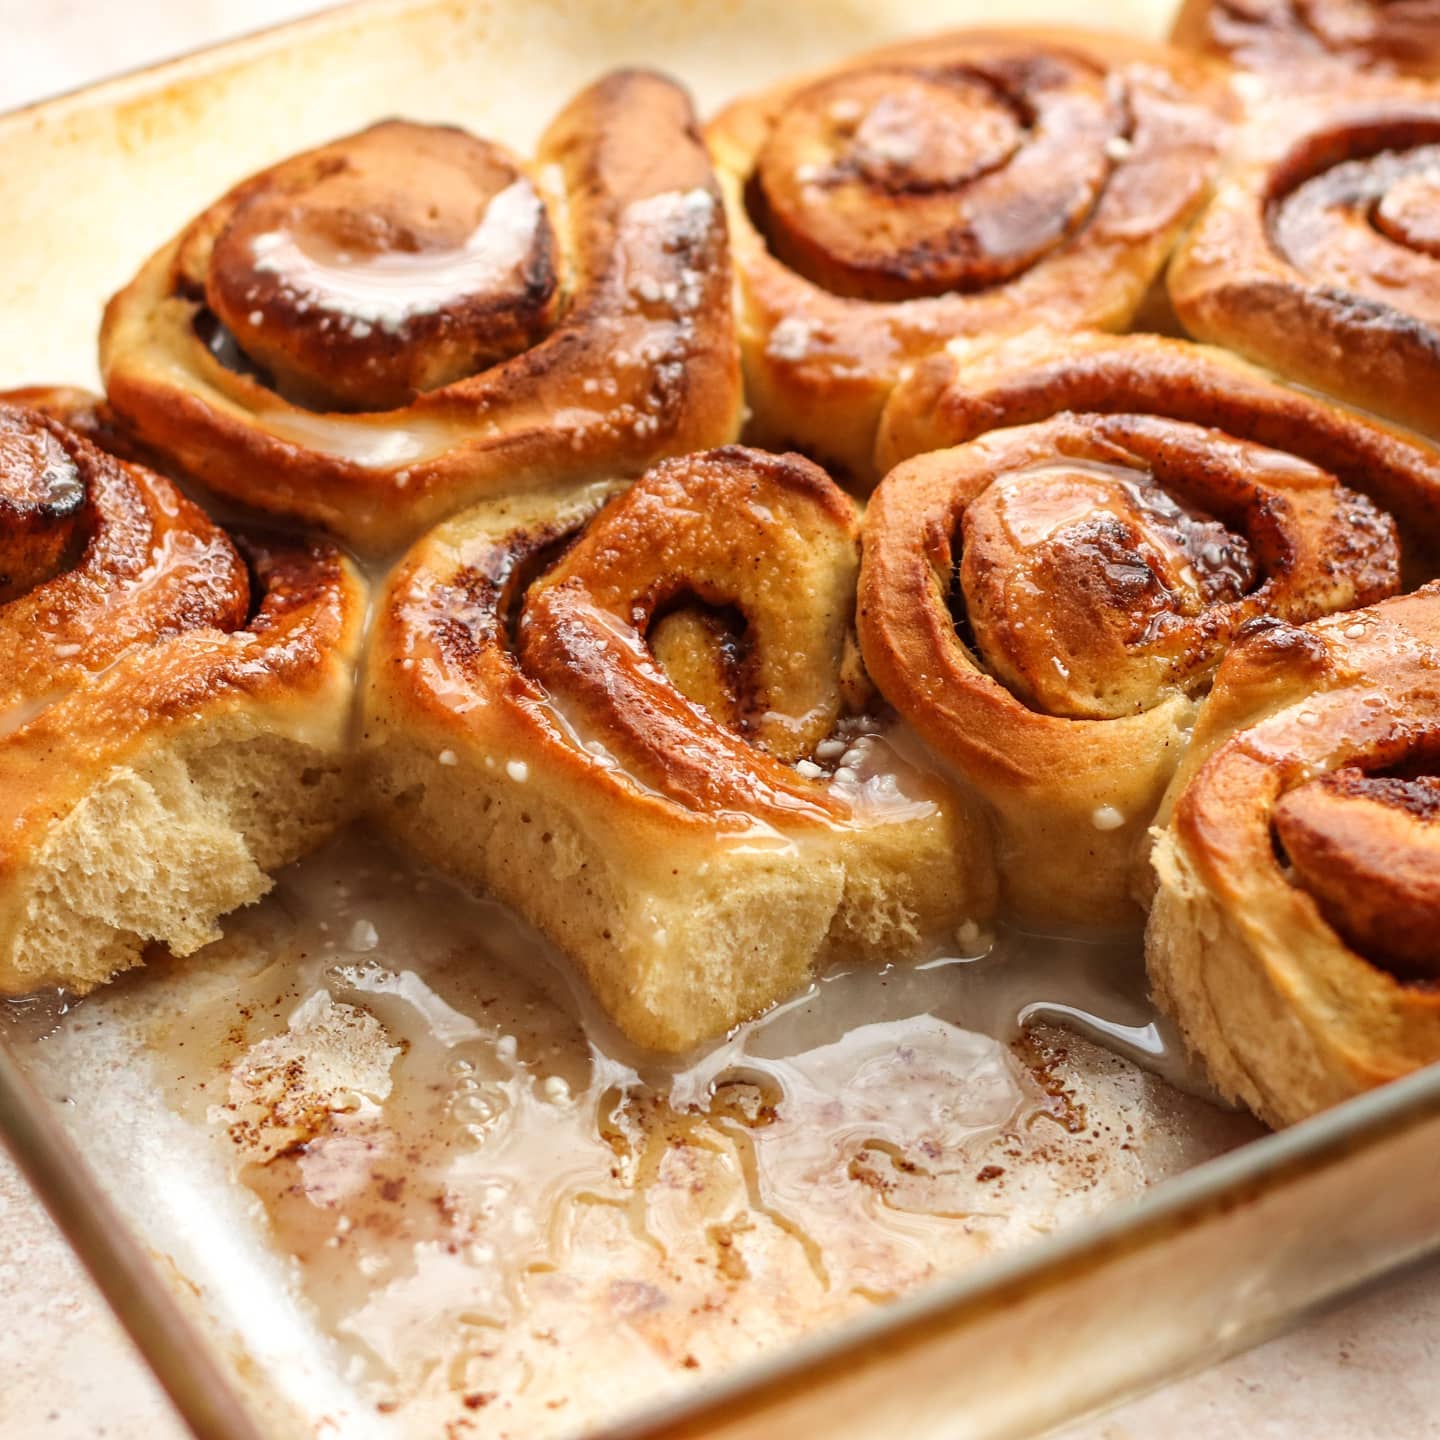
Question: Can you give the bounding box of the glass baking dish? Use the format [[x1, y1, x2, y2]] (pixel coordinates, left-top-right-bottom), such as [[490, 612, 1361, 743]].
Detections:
[[3, 2, 1440, 1438]]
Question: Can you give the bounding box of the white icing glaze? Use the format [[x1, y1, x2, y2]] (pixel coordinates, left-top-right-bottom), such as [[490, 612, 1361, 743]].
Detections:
[[252, 407, 455, 465], [249, 179, 547, 333], [0, 689, 70, 741], [1091, 804, 1127, 831]]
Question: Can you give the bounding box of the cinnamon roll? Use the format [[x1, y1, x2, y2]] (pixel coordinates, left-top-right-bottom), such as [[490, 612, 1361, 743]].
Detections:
[[877, 330, 1440, 580], [1171, 0, 1440, 81], [1169, 89, 1440, 443], [0, 385, 139, 460], [100, 71, 741, 550], [706, 28, 1232, 485], [1147, 584, 1440, 1127], [857, 412, 1399, 925], [0, 399, 365, 996], [364, 445, 993, 1052]]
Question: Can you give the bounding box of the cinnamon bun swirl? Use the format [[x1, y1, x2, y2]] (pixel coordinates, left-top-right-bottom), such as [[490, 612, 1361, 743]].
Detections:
[[0, 385, 139, 461], [1169, 88, 1440, 442], [858, 412, 1399, 924], [706, 28, 1232, 485], [878, 330, 1440, 581], [100, 71, 741, 550], [1171, 0, 1440, 81], [364, 445, 993, 1052], [0, 399, 365, 996], [1147, 584, 1440, 1126]]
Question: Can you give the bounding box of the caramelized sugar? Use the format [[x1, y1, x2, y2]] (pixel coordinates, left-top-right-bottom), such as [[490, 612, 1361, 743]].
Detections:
[[8, 832, 1260, 1437]]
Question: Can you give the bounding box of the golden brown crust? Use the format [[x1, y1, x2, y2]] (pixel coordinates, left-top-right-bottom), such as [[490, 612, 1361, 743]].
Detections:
[[199, 122, 561, 413], [1168, 89, 1440, 443], [857, 412, 1399, 924], [876, 330, 1440, 581], [0, 384, 145, 462], [1147, 584, 1440, 1127], [363, 445, 994, 1050], [1273, 768, 1440, 974], [1171, 0, 1440, 81], [0, 412, 86, 603], [519, 449, 864, 811], [706, 28, 1233, 485], [100, 70, 742, 551], [370, 444, 957, 834], [0, 399, 367, 992]]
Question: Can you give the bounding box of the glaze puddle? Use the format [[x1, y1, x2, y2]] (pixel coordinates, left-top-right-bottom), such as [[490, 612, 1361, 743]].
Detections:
[[6, 830, 1261, 1437]]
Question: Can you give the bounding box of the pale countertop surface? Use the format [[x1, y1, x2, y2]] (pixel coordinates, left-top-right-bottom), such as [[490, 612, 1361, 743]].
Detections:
[[2, 4, 1438, 1438]]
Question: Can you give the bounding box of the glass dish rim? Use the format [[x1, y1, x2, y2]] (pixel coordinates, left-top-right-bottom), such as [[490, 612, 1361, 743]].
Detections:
[[9, 1012, 1440, 1440], [4, 0, 1440, 1433]]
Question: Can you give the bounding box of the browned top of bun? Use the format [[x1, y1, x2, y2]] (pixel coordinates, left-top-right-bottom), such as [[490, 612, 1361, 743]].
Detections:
[[1168, 87, 1440, 441], [375, 446, 921, 837], [877, 330, 1440, 582], [707, 28, 1232, 483], [101, 71, 741, 550], [1171, 584, 1440, 998], [196, 121, 560, 413], [860, 412, 1397, 788], [0, 400, 364, 861], [1172, 0, 1440, 79]]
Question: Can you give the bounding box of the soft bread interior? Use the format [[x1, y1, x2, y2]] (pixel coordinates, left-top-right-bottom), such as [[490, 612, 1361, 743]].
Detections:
[[370, 734, 981, 1053], [0, 729, 349, 995]]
